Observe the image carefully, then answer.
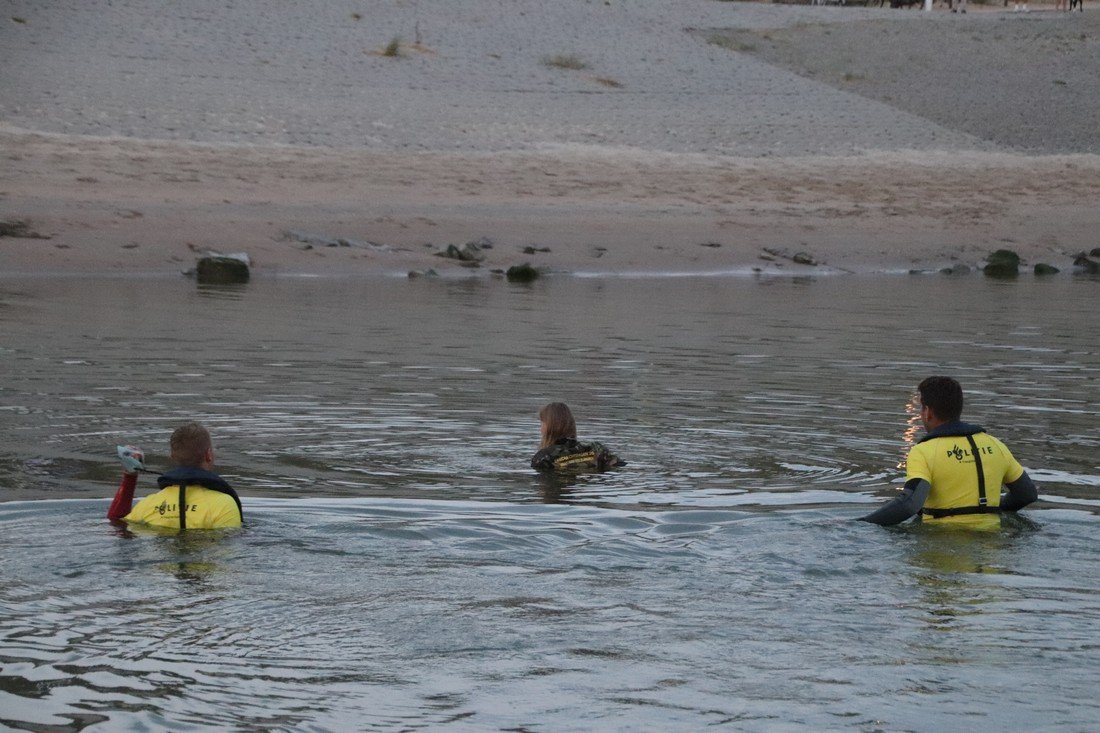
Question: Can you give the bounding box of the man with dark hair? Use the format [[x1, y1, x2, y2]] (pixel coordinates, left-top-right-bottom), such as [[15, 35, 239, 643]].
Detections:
[[107, 422, 243, 529], [861, 376, 1037, 526]]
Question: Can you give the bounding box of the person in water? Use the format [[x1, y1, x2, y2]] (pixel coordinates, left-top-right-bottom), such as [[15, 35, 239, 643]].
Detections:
[[861, 376, 1037, 526], [531, 402, 624, 472], [107, 422, 243, 529]]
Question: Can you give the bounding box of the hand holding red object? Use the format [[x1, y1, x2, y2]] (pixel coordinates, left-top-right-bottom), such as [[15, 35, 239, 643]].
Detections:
[[108, 445, 146, 521]]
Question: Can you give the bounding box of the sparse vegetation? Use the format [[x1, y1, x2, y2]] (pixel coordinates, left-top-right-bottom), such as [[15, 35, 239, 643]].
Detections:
[[351, 12, 362, 21], [706, 34, 755, 53], [543, 54, 588, 71], [12, 16, 27, 24], [594, 76, 623, 88], [383, 37, 402, 57], [842, 72, 865, 82]]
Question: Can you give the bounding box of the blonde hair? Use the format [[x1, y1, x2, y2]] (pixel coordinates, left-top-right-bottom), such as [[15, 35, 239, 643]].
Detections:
[[539, 402, 577, 449], [170, 422, 212, 467]]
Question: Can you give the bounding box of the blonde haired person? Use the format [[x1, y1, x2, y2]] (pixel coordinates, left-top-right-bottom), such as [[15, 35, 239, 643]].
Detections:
[[531, 403, 625, 472], [108, 422, 243, 529]]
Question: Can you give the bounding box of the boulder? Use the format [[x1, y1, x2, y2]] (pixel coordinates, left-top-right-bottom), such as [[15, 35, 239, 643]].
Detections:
[[792, 251, 817, 266], [436, 242, 484, 263], [940, 263, 971, 276], [506, 263, 539, 282], [1091, 247, 1100, 258], [1033, 263, 1059, 276], [1073, 253, 1100, 275], [983, 249, 1020, 278], [195, 253, 250, 284], [281, 230, 388, 251], [0, 219, 50, 239]]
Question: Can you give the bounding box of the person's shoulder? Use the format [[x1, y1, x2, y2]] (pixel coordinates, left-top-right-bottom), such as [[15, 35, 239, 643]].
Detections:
[[541, 438, 586, 457], [531, 446, 555, 469], [590, 441, 625, 467], [131, 485, 173, 509], [124, 487, 175, 524], [981, 432, 1019, 458], [189, 487, 242, 528], [186, 485, 240, 512], [195, 485, 238, 501], [907, 439, 934, 456]]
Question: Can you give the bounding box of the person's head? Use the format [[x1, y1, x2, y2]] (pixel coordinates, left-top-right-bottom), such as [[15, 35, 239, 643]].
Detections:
[[917, 376, 963, 428], [170, 422, 215, 469], [539, 402, 577, 448]]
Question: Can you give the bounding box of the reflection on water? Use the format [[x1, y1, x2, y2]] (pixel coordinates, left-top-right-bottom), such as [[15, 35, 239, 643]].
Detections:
[[899, 391, 923, 471], [1, 274, 1099, 730]]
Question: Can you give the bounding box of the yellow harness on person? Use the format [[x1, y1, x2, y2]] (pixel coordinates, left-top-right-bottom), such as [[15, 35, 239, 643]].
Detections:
[[552, 451, 601, 470], [124, 484, 242, 529], [909, 425, 1022, 521]]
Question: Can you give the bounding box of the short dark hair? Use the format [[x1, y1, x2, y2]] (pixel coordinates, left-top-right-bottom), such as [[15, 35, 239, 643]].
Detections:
[[170, 422, 212, 467], [918, 376, 963, 423]]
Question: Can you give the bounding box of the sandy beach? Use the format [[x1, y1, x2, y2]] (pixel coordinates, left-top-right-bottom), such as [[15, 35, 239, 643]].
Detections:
[[2, 0, 1098, 277]]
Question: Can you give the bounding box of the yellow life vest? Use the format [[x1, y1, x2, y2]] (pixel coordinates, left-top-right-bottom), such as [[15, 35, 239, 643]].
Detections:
[[906, 429, 1024, 524], [125, 484, 242, 530]]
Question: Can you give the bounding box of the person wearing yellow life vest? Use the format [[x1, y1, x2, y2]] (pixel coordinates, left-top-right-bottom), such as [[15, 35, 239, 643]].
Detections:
[[107, 422, 243, 529], [861, 376, 1037, 526]]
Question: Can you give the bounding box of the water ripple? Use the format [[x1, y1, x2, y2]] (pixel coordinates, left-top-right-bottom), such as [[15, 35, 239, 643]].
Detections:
[[2, 498, 1099, 731]]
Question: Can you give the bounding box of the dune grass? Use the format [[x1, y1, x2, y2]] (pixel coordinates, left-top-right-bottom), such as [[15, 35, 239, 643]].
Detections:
[[543, 54, 588, 70], [383, 37, 402, 57]]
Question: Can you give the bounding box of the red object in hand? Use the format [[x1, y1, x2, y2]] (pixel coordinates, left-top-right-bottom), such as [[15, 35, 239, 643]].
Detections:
[[107, 472, 138, 520]]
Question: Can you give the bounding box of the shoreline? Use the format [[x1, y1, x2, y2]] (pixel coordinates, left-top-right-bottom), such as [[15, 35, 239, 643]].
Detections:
[[4, 125, 1100, 279], [3, 2, 1099, 278]]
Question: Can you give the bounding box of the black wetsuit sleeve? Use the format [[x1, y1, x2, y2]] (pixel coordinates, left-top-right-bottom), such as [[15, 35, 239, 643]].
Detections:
[[1000, 471, 1038, 512], [531, 450, 552, 471], [595, 446, 625, 469], [859, 478, 930, 526]]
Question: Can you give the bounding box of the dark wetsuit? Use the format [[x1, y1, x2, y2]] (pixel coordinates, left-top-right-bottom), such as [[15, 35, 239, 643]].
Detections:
[[531, 437, 625, 472]]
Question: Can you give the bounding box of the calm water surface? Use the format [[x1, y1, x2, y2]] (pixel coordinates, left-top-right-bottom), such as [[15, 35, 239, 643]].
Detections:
[[1, 274, 1098, 731]]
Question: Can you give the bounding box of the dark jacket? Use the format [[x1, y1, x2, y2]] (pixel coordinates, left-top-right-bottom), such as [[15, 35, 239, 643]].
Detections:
[[531, 437, 625, 472]]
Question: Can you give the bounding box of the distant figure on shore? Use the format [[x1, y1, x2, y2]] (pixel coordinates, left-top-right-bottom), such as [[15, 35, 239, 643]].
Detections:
[[531, 403, 625, 472], [860, 376, 1037, 526], [108, 422, 243, 529], [1013, 2, 1029, 11]]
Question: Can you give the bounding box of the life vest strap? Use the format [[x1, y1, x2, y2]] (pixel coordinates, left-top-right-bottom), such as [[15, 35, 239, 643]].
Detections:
[[920, 434, 995, 519], [178, 484, 187, 530], [921, 505, 1002, 519], [965, 434, 988, 506]]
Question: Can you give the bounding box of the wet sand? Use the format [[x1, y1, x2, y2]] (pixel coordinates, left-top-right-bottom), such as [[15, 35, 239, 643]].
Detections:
[[2, 1, 1099, 276]]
